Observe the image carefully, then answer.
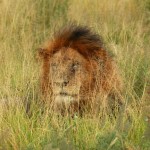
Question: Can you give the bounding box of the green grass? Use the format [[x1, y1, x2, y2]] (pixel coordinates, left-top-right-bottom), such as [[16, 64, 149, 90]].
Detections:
[[0, 0, 150, 149]]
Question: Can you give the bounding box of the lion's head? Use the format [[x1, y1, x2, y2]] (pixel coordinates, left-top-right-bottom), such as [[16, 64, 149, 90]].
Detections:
[[38, 25, 123, 114]]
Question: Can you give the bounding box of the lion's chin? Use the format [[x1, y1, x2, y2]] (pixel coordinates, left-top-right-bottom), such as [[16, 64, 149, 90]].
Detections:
[[54, 94, 77, 105]]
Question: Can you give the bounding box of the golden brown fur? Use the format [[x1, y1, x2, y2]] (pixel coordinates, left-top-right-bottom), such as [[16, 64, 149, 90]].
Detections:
[[38, 25, 123, 115]]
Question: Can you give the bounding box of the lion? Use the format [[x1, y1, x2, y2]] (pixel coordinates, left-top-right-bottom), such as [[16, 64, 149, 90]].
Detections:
[[38, 25, 123, 115]]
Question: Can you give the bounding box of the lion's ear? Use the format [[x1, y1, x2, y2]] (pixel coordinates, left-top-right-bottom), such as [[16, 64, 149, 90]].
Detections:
[[36, 48, 49, 61]]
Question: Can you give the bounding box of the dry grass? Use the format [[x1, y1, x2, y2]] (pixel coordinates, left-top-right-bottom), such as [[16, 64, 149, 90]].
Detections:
[[0, 0, 150, 149]]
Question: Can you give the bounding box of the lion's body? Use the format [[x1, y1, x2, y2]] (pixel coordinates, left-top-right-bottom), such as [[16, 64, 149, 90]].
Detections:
[[39, 25, 123, 114]]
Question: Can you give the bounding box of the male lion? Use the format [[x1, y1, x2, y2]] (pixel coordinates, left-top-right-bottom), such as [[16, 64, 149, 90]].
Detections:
[[38, 25, 123, 115]]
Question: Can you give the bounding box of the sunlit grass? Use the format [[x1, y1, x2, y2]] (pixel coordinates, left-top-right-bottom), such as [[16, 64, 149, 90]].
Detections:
[[0, 0, 150, 149]]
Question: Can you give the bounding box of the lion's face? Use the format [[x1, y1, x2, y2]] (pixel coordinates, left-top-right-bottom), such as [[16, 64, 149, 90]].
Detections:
[[50, 48, 94, 104]]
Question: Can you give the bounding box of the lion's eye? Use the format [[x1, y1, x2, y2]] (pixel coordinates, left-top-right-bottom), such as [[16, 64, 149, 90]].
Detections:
[[51, 63, 57, 66], [71, 62, 79, 72], [72, 64, 78, 69], [51, 63, 57, 70]]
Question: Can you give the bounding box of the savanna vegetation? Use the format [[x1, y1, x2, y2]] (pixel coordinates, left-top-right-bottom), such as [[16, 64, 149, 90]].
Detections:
[[0, 0, 150, 149]]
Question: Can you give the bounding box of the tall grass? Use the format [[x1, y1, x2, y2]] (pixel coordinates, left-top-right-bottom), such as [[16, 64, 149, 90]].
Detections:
[[0, 0, 150, 149]]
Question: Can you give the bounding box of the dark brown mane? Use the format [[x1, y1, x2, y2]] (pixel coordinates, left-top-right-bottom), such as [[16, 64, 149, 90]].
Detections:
[[44, 25, 108, 59]]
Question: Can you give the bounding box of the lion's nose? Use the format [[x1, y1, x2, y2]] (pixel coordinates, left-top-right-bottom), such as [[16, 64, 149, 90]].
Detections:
[[63, 81, 69, 86]]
